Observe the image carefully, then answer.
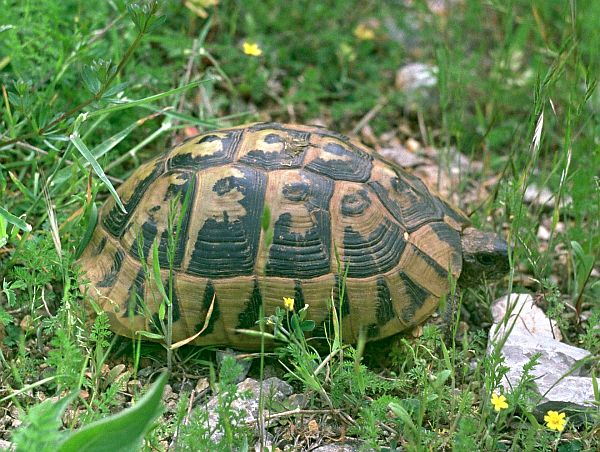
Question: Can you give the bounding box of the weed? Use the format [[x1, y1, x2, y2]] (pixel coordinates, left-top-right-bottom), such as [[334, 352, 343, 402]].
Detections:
[[47, 329, 85, 391], [177, 356, 251, 451]]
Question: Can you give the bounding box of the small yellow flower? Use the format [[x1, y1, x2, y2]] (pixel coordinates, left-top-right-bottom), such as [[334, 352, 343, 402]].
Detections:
[[491, 393, 508, 412], [544, 410, 566, 432], [283, 296, 295, 312], [242, 41, 262, 56], [353, 24, 375, 40]]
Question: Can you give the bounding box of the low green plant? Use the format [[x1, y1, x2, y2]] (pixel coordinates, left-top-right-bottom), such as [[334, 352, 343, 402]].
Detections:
[[177, 355, 251, 451], [10, 392, 77, 452], [11, 373, 167, 452], [47, 329, 85, 391]]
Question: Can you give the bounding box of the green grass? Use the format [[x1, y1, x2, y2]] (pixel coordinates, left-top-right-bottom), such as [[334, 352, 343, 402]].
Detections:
[[1, 0, 599, 450]]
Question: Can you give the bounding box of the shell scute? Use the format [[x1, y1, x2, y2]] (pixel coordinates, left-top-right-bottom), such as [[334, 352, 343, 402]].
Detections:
[[368, 162, 443, 231], [264, 169, 334, 278], [305, 134, 373, 182], [184, 165, 267, 278], [332, 181, 407, 278], [167, 129, 243, 170], [237, 126, 310, 170]]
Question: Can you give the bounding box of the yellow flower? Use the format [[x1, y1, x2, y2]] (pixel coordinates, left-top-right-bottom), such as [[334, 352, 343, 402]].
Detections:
[[353, 24, 375, 40], [242, 41, 262, 56], [283, 296, 295, 312], [491, 393, 508, 412], [544, 410, 566, 432]]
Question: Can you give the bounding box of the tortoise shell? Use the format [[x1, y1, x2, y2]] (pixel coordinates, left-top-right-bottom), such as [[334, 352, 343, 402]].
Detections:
[[80, 122, 470, 348]]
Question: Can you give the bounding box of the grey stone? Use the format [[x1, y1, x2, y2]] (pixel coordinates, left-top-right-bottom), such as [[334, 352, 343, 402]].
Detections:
[[253, 432, 274, 452], [420, 145, 484, 174], [288, 392, 309, 410], [395, 62, 438, 94], [523, 184, 571, 209], [537, 224, 551, 241], [313, 441, 365, 452], [0, 439, 13, 451], [488, 294, 595, 419], [491, 293, 562, 340], [379, 146, 427, 168], [216, 348, 253, 383], [206, 377, 294, 443]]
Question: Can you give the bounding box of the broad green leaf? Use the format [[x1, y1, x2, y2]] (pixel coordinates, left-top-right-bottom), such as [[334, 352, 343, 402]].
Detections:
[[426, 393, 438, 403], [0, 206, 32, 232], [300, 320, 315, 331], [55, 119, 141, 186], [11, 391, 77, 451], [291, 314, 303, 339], [158, 302, 165, 321], [92, 120, 140, 160], [70, 133, 126, 213], [8, 171, 34, 200], [432, 369, 452, 389], [557, 441, 583, 452], [57, 373, 167, 452], [264, 228, 274, 248], [389, 402, 418, 436], [102, 82, 128, 99]]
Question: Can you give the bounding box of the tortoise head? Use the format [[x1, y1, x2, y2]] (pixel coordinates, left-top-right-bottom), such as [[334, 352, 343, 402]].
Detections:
[[458, 227, 510, 287]]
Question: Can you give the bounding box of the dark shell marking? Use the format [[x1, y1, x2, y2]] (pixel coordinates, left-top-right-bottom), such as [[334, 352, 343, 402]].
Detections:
[[81, 123, 470, 348]]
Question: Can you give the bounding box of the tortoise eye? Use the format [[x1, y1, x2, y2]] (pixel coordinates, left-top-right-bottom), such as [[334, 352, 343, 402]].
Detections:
[[476, 253, 495, 266]]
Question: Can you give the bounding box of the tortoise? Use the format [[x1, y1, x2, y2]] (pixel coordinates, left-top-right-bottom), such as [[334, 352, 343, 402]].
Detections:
[[79, 122, 509, 349]]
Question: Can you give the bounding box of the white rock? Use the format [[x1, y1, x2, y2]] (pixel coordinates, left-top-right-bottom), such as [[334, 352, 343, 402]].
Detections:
[[206, 377, 293, 443], [488, 294, 595, 418], [405, 137, 421, 152], [395, 63, 438, 93], [537, 224, 551, 241], [491, 293, 561, 340], [378, 146, 427, 168], [216, 348, 253, 383], [524, 184, 572, 209], [313, 441, 364, 452]]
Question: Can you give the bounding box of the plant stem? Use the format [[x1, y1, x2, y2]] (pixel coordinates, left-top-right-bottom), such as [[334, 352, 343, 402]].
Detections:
[[0, 20, 147, 148]]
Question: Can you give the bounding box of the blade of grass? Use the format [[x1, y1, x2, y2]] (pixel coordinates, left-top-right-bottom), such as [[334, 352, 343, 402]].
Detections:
[[151, 238, 170, 321], [87, 79, 211, 118], [140, 106, 219, 128], [70, 132, 126, 213], [74, 203, 98, 259], [0, 206, 32, 232], [104, 119, 173, 172], [91, 120, 142, 160]]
